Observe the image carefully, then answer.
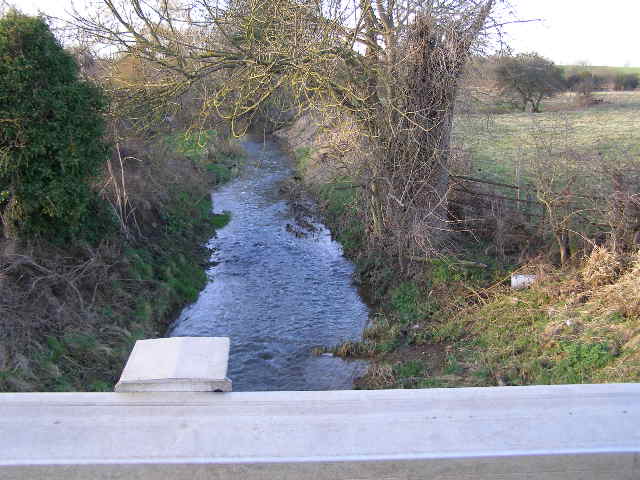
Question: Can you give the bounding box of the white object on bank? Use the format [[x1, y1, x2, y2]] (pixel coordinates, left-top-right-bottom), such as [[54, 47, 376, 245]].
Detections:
[[511, 274, 537, 290]]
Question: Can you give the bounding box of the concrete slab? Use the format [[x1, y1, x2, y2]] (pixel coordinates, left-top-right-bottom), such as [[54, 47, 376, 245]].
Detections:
[[114, 337, 231, 392], [0, 384, 639, 479]]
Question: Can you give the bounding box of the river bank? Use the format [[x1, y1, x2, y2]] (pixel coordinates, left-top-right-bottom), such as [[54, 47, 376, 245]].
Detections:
[[274, 116, 640, 389], [0, 132, 242, 392]]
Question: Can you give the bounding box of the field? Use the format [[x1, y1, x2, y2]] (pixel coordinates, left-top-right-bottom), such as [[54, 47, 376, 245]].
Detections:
[[560, 65, 640, 76], [453, 91, 640, 187]]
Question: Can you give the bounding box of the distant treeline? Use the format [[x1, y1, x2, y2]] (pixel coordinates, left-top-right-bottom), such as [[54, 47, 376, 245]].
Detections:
[[561, 65, 640, 91]]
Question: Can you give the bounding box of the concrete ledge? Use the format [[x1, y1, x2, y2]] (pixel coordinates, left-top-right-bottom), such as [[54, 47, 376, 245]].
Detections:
[[115, 337, 231, 392], [1, 384, 639, 479]]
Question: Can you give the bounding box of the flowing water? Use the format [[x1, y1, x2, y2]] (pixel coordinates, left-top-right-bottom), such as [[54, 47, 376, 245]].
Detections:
[[169, 137, 369, 391]]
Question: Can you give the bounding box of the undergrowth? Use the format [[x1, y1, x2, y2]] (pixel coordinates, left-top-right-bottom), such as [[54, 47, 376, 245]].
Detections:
[[282, 121, 639, 390], [350, 248, 640, 390], [0, 131, 243, 392]]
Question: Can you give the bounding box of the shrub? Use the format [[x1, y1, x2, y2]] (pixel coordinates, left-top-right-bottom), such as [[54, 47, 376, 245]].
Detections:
[[0, 11, 110, 241], [566, 71, 606, 95], [613, 73, 639, 91], [495, 53, 565, 112]]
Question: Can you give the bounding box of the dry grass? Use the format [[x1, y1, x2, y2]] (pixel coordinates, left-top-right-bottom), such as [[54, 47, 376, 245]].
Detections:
[[0, 131, 239, 392], [346, 244, 640, 390], [581, 246, 624, 289], [445, 248, 640, 385], [356, 363, 396, 389], [589, 250, 640, 318]]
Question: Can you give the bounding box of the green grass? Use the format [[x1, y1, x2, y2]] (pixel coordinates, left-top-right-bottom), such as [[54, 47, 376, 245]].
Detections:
[[422, 260, 640, 387], [165, 129, 216, 159], [453, 91, 640, 187], [294, 146, 314, 173], [561, 65, 640, 76], [206, 163, 234, 184], [165, 129, 243, 185], [211, 211, 231, 229], [394, 360, 426, 378], [316, 180, 365, 254]]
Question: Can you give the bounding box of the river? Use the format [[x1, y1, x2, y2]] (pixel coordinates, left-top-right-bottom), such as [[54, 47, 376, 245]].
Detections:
[[169, 137, 369, 391]]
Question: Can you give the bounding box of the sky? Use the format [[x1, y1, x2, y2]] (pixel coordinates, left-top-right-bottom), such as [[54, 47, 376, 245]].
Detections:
[[10, 0, 640, 67], [501, 0, 640, 67]]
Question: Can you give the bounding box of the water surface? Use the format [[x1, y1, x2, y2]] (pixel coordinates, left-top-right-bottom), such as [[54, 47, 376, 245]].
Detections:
[[170, 137, 368, 391]]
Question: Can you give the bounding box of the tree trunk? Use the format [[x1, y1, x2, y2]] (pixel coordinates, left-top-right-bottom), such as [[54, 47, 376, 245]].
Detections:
[[360, 1, 494, 256]]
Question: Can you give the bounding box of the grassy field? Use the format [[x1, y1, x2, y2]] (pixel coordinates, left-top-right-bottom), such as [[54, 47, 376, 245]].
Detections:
[[560, 65, 640, 76], [453, 91, 640, 187]]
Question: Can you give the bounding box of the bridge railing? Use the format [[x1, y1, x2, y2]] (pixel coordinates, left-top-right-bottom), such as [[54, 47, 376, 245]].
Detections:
[[1, 337, 638, 480]]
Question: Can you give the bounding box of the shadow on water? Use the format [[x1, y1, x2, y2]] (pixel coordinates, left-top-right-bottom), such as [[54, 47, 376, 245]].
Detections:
[[169, 136, 369, 391]]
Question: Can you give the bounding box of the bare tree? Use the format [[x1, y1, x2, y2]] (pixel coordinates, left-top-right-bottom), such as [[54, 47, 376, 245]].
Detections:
[[71, 0, 497, 257], [495, 52, 565, 113]]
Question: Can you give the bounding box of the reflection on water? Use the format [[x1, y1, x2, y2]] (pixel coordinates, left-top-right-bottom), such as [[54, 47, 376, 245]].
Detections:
[[169, 137, 368, 391]]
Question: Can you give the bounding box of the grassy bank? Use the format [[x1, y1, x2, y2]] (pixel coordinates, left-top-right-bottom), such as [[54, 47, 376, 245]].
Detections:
[[283, 96, 640, 390], [311, 176, 640, 390], [0, 131, 242, 392]]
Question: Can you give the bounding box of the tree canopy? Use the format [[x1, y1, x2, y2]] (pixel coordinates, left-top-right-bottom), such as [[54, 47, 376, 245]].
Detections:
[[496, 52, 565, 113], [71, 0, 497, 255]]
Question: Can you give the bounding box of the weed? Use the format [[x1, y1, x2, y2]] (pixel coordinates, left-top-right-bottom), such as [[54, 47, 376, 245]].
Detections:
[[206, 163, 233, 184], [548, 342, 614, 384], [443, 353, 464, 375], [417, 378, 446, 388], [390, 282, 421, 324], [376, 338, 401, 353], [429, 321, 465, 343], [394, 360, 426, 379], [294, 146, 313, 172], [211, 211, 232, 229], [429, 257, 463, 286], [165, 130, 216, 160], [333, 340, 372, 357]]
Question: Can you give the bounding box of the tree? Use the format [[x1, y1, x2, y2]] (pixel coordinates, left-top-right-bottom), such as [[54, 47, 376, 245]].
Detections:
[[566, 71, 605, 96], [0, 11, 110, 240], [72, 0, 497, 256], [496, 53, 565, 113], [614, 73, 639, 91]]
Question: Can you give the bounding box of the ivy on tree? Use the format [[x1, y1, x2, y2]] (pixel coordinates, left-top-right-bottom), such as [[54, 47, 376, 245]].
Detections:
[[0, 10, 110, 241]]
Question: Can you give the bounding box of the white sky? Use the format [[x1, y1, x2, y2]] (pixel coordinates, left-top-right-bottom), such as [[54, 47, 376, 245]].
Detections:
[[11, 0, 640, 67], [502, 0, 640, 67]]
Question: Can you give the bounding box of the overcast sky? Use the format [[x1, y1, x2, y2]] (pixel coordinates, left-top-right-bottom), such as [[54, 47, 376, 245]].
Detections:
[[12, 0, 640, 67], [502, 0, 639, 67]]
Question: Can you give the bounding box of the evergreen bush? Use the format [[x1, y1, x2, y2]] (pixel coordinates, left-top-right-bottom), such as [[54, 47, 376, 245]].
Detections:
[[0, 11, 110, 241]]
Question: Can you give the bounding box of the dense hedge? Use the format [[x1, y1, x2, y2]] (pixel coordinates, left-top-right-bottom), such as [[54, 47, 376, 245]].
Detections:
[[0, 11, 110, 241]]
